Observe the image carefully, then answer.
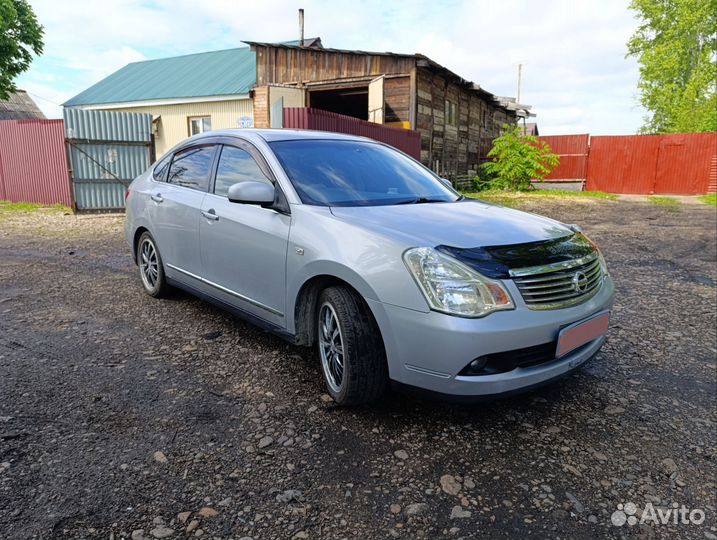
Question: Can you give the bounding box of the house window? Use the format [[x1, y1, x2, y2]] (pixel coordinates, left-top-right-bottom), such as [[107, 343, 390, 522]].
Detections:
[[445, 100, 458, 126], [188, 116, 212, 136]]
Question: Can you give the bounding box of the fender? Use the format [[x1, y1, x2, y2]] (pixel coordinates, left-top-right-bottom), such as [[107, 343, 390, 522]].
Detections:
[[286, 260, 384, 334], [126, 215, 153, 262]]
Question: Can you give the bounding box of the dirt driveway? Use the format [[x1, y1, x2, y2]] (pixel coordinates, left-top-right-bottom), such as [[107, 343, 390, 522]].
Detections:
[[0, 198, 715, 540]]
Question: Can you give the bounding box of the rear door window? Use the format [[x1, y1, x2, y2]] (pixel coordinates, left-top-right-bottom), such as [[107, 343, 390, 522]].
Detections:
[[214, 145, 273, 197], [166, 145, 216, 191]]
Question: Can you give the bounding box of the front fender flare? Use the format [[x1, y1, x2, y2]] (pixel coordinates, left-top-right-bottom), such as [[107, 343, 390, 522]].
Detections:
[[287, 260, 383, 334]]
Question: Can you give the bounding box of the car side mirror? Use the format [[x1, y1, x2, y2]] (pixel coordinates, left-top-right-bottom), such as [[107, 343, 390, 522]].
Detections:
[[227, 181, 275, 205]]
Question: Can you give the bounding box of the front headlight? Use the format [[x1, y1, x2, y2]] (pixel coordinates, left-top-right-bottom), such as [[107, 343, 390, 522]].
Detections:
[[584, 234, 610, 277], [403, 247, 514, 317], [597, 251, 609, 276]]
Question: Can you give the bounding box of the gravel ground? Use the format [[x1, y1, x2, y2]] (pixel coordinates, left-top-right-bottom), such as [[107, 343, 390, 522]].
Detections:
[[0, 198, 715, 540]]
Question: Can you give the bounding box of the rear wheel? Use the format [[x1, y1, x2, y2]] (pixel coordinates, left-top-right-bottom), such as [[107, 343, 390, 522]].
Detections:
[[137, 232, 169, 298], [317, 286, 388, 405]]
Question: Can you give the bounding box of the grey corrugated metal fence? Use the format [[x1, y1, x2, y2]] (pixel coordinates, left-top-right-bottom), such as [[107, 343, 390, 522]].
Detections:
[[64, 109, 153, 211]]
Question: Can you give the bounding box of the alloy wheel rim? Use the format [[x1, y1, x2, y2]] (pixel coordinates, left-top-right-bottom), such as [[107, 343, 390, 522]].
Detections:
[[318, 302, 345, 393], [139, 238, 159, 290]]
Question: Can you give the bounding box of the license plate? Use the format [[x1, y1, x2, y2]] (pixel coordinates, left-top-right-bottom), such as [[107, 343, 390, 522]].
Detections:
[[557, 311, 610, 358]]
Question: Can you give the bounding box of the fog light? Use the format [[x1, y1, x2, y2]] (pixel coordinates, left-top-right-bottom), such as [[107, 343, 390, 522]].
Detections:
[[460, 357, 488, 375], [469, 359, 484, 370]]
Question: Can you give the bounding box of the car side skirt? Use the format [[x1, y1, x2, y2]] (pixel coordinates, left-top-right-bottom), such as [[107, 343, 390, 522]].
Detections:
[[166, 277, 298, 344]]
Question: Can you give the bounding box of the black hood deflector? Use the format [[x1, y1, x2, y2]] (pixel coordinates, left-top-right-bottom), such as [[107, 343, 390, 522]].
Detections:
[[436, 233, 595, 279]]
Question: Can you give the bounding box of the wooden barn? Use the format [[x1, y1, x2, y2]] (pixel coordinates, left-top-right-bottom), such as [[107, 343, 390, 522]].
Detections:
[[247, 40, 532, 177]]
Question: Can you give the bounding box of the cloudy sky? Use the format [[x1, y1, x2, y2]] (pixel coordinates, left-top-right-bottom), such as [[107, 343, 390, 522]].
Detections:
[[18, 0, 646, 134]]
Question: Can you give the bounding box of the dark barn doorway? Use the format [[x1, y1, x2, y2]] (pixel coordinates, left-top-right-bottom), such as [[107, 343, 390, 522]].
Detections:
[[309, 87, 369, 120]]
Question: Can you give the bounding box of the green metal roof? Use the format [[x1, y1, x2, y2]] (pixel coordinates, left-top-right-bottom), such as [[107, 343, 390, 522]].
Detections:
[[64, 46, 258, 106]]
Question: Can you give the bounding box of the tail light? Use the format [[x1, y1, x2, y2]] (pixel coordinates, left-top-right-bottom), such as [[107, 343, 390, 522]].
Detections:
[[125, 188, 131, 201]]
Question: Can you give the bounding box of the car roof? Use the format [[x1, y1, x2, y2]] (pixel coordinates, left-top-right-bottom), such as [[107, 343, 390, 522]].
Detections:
[[196, 128, 375, 144]]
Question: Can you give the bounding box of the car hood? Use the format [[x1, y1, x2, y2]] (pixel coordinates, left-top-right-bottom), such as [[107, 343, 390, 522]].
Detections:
[[329, 198, 572, 248]]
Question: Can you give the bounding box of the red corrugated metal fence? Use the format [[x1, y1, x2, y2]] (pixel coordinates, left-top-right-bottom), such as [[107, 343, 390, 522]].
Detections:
[[539, 134, 590, 182], [537, 132, 716, 194], [0, 119, 73, 206], [707, 155, 717, 194], [283, 107, 422, 161], [586, 133, 717, 195]]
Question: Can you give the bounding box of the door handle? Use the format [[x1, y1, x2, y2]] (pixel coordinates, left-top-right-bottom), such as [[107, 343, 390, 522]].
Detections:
[[201, 210, 219, 221], [151, 193, 164, 203]]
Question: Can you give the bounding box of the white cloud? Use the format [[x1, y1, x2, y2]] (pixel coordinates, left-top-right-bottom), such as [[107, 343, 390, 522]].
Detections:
[[19, 0, 645, 133], [64, 46, 145, 75]]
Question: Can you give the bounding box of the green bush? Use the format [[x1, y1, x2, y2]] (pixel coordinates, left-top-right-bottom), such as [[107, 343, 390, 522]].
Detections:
[[471, 162, 497, 191], [483, 125, 560, 191]]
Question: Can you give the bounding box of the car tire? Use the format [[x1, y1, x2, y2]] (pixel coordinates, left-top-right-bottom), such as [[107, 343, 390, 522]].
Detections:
[[317, 286, 388, 405], [137, 231, 170, 298]]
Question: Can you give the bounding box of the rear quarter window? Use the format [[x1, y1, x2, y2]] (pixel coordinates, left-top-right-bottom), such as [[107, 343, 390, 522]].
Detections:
[[152, 155, 171, 182]]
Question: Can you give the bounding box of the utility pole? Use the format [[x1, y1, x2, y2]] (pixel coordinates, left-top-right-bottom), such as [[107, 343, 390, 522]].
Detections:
[[298, 9, 305, 89], [517, 63, 522, 104]]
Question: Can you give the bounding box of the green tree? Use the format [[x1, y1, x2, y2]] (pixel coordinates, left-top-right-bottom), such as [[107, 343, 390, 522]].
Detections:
[[0, 0, 44, 100], [627, 0, 717, 133], [483, 125, 560, 191]]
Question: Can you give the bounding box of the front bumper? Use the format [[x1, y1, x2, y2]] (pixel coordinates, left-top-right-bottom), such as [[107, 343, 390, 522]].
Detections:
[[367, 276, 615, 397]]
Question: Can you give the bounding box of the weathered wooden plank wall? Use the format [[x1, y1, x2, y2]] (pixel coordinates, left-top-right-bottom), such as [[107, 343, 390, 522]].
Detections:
[[384, 76, 411, 124], [254, 46, 415, 86], [415, 69, 511, 176]]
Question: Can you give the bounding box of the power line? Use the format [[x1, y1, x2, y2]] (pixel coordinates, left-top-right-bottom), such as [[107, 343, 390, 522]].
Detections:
[[24, 90, 63, 107]]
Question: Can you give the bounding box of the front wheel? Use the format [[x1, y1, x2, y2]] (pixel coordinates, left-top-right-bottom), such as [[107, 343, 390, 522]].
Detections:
[[137, 232, 170, 298], [317, 286, 388, 405]]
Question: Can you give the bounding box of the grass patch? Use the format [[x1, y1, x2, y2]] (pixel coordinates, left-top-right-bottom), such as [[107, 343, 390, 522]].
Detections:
[[0, 200, 72, 215], [647, 196, 681, 207], [462, 189, 618, 208], [698, 193, 716, 206]]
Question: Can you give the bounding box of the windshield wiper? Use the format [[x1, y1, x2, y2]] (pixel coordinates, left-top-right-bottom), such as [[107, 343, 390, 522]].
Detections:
[[394, 196, 450, 205]]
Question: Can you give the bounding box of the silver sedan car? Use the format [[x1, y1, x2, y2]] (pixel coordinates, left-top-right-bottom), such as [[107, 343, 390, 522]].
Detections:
[[125, 129, 615, 405]]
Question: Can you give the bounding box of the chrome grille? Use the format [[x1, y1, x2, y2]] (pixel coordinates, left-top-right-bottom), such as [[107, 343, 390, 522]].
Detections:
[[510, 253, 604, 310]]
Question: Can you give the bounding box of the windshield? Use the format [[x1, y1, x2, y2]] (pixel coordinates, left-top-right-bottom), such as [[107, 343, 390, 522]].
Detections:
[[269, 139, 460, 207]]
